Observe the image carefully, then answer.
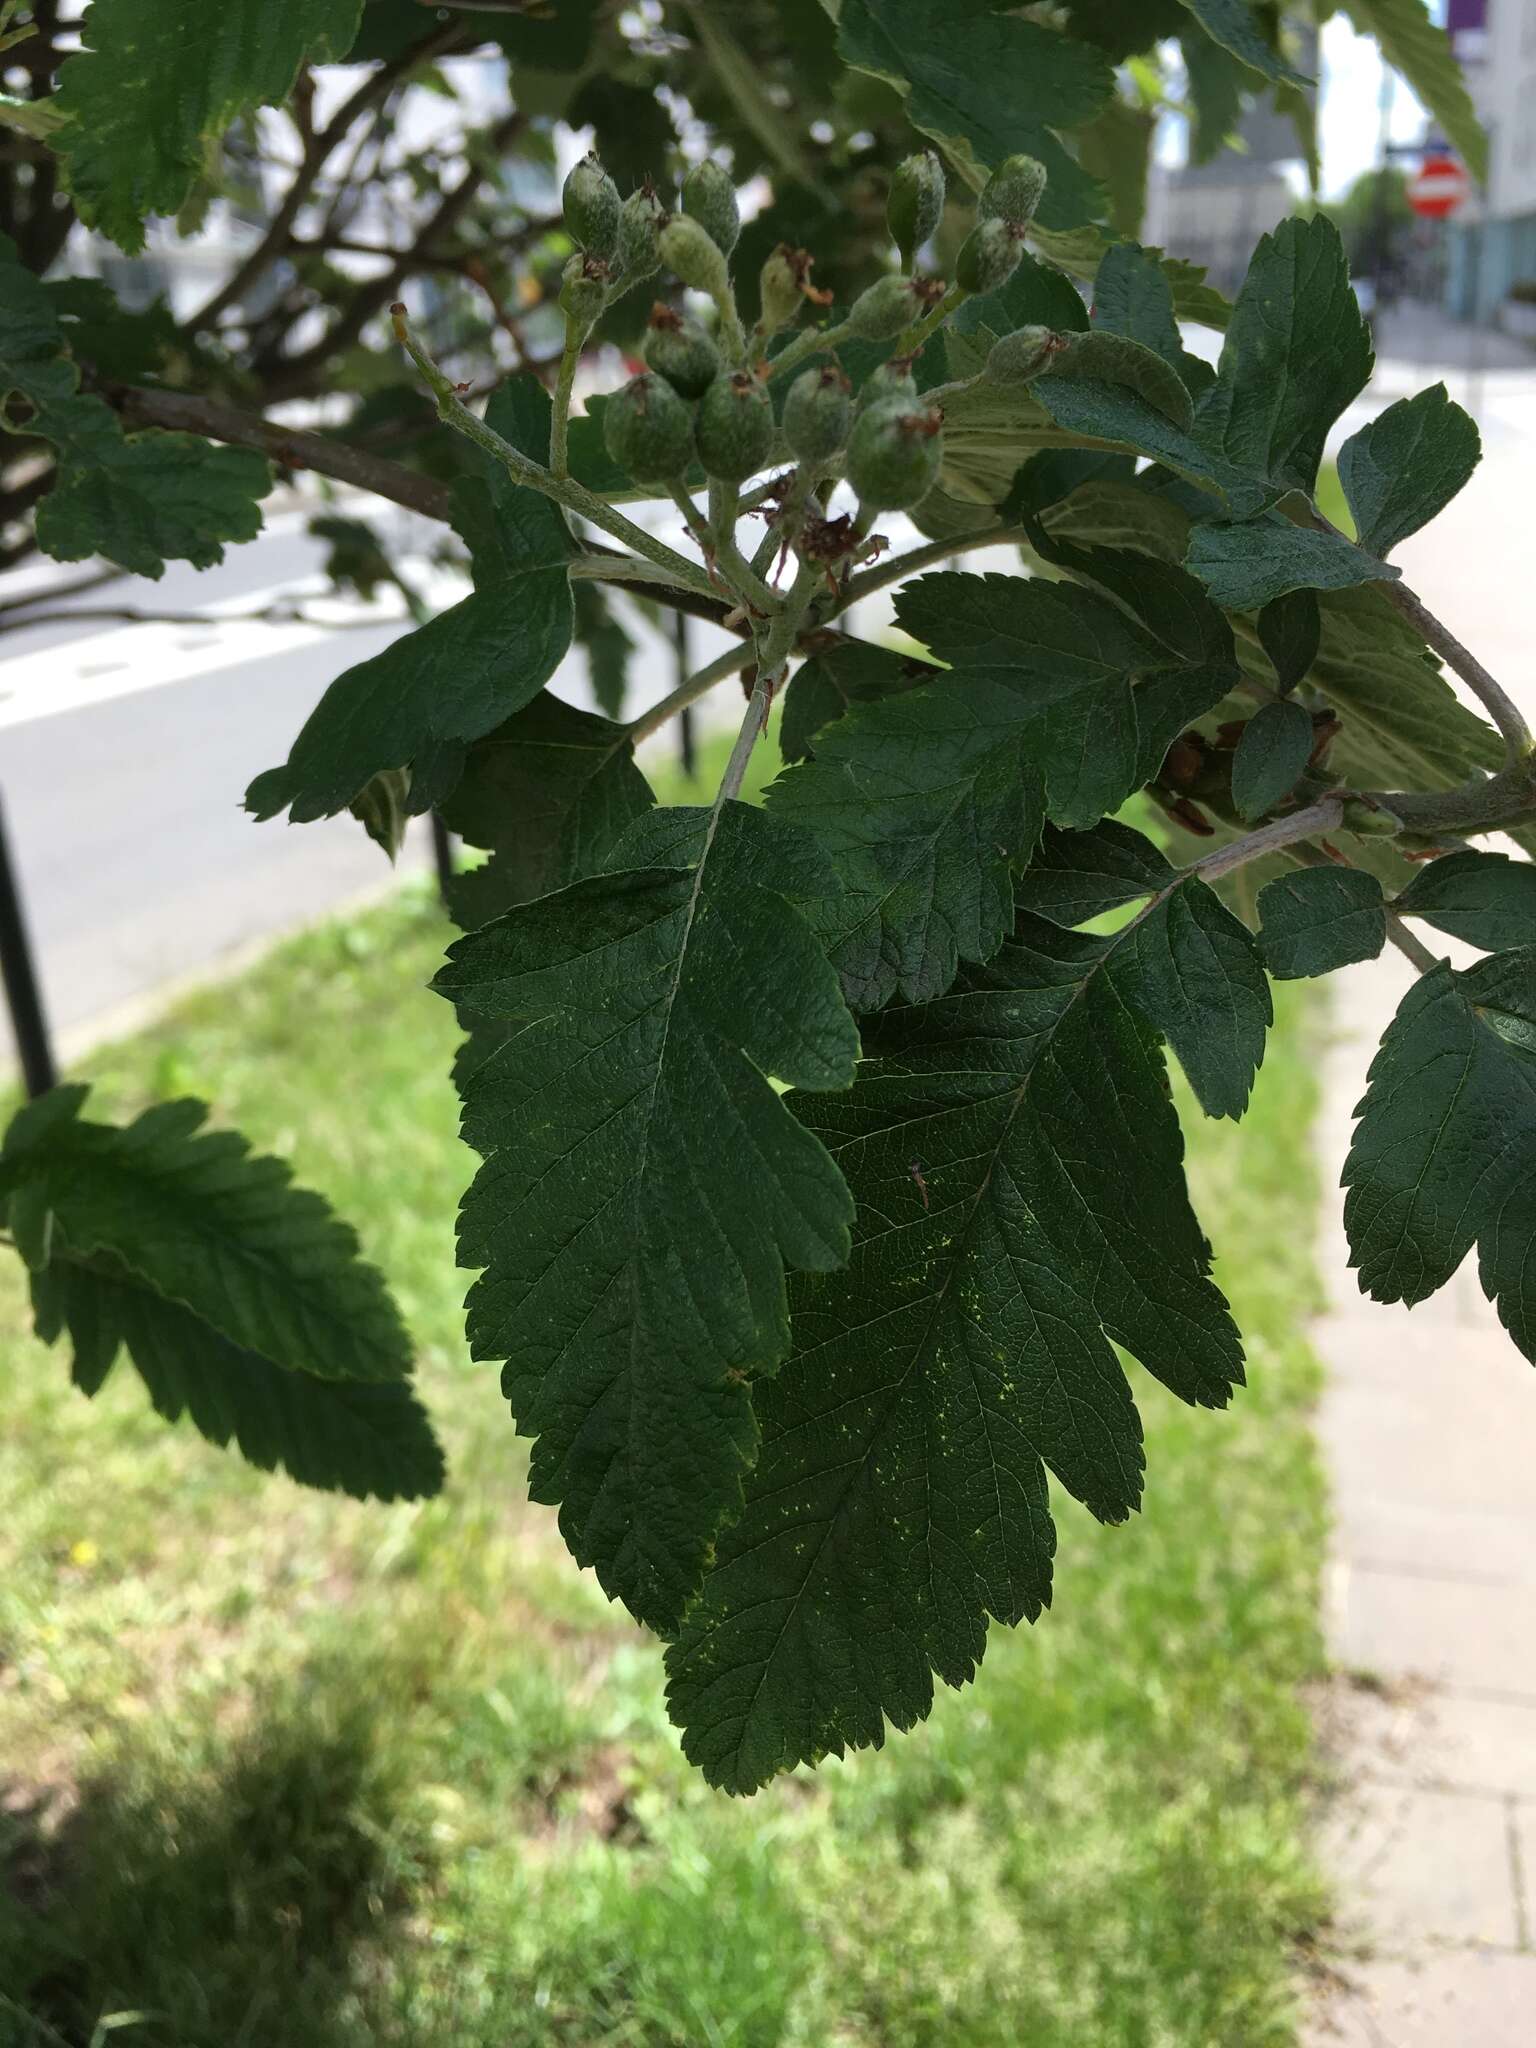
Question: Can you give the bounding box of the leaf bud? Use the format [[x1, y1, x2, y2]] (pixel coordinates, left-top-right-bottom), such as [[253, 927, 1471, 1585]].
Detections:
[[603, 371, 696, 484], [846, 273, 928, 342], [782, 363, 852, 463], [846, 398, 944, 511], [658, 213, 730, 299], [642, 302, 720, 400], [681, 160, 740, 256], [562, 151, 621, 261], [955, 216, 1026, 297], [694, 369, 774, 483], [887, 150, 945, 267], [978, 153, 1048, 232]]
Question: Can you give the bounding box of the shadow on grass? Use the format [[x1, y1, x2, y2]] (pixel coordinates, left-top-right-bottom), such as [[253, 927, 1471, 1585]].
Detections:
[[0, 1678, 424, 2048]]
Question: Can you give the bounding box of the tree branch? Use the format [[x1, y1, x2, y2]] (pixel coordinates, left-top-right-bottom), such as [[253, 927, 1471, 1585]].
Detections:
[[626, 643, 757, 745], [1177, 796, 1346, 888], [189, 20, 467, 334]]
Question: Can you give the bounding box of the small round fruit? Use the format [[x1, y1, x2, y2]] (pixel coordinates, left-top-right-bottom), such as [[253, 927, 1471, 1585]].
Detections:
[[616, 181, 666, 280], [985, 324, 1062, 383], [887, 150, 945, 266], [759, 243, 813, 335], [681, 160, 740, 256], [782, 364, 852, 463], [562, 152, 620, 260], [603, 371, 695, 484], [658, 213, 729, 298], [853, 353, 919, 416], [847, 273, 926, 341], [956, 216, 1025, 296], [846, 398, 944, 511], [642, 304, 720, 399], [978, 153, 1047, 231], [694, 369, 774, 483]]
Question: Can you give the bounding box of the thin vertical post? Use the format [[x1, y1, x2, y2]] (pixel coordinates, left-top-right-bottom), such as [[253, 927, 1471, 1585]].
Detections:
[[0, 790, 57, 1099], [430, 811, 455, 902], [674, 609, 696, 779]]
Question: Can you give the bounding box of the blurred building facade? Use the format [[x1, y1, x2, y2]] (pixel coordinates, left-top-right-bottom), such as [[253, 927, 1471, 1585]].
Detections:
[[1445, 0, 1536, 321]]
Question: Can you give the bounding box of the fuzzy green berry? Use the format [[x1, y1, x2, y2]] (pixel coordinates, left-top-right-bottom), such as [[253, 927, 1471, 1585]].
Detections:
[[562, 152, 621, 261], [985, 324, 1062, 384], [558, 252, 609, 335], [658, 213, 730, 299], [603, 371, 695, 484], [846, 398, 944, 511], [847, 273, 927, 342], [642, 302, 720, 400], [955, 216, 1025, 296], [782, 364, 852, 463], [978, 153, 1047, 231], [853, 354, 919, 416], [694, 369, 774, 483], [681, 160, 740, 256], [616, 181, 666, 281], [887, 150, 945, 268]]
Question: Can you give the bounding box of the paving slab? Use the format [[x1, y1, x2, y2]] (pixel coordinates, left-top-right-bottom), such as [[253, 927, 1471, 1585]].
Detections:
[[1314, 1951, 1536, 2046]]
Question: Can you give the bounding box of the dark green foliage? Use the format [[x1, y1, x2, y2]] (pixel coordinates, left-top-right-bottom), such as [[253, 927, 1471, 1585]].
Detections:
[[1176, 0, 1307, 83], [1231, 700, 1316, 821], [1012, 820, 1178, 925], [1345, 953, 1536, 1358], [2, 1086, 440, 1499], [1187, 515, 1395, 610], [778, 637, 919, 763], [436, 803, 860, 1634], [667, 908, 1246, 1791], [1338, 384, 1481, 559], [1257, 587, 1321, 694], [1258, 869, 1386, 979], [1394, 851, 1536, 952]]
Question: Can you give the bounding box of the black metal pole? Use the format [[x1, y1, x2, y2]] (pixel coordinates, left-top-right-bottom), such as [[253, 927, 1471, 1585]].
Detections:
[[429, 810, 455, 902], [0, 789, 57, 1099], [674, 610, 696, 779]]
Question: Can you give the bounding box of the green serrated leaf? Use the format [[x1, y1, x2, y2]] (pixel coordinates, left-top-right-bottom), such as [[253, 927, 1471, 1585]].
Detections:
[[834, 0, 1113, 229], [1032, 374, 1272, 518], [1013, 819, 1178, 926], [1231, 699, 1316, 821], [439, 695, 654, 930], [666, 904, 1245, 1792], [950, 251, 1090, 342], [1338, 383, 1481, 560], [1176, 0, 1307, 84], [1344, 952, 1536, 1354], [1187, 515, 1396, 610], [247, 378, 573, 822], [0, 234, 269, 577], [1256, 586, 1320, 694], [765, 674, 1047, 1010], [1090, 242, 1214, 395], [1394, 851, 1536, 953], [1196, 215, 1373, 496], [572, 581, 636, 721], [1341, 0, 1487, 183], [1179, 29, 1248, 162], [31, 1253, 442, 1501], [53, 0, 364, 251], [1111, 877, 1271, 1116], [1257, 867, 1385, 979], [1, 1085, 414, 1388], [436, 801, 860, 1634], [779, 638, 924, 764]]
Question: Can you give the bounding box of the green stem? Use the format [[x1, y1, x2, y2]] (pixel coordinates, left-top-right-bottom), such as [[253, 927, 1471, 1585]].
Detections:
[[709, 478, 779, 615], [393, 307, 717, 602], [827, 524, 1015, 615], [766, 318, 853, 382], [626, 641, 757, 746], [666, 481, 716, 561], [897, 282, 967, 358], [551, 326, 581, 478]]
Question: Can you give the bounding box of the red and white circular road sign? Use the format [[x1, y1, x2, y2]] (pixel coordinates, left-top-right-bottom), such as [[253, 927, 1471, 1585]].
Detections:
[[1408, 154, 1472, 220]]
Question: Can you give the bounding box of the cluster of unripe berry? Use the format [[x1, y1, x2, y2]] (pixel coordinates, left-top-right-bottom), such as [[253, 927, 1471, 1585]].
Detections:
[[559, 143, 1051, 543]]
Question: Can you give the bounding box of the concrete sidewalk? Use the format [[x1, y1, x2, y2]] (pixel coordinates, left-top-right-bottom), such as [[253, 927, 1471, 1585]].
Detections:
[[1307, 953, 1536, 2044]]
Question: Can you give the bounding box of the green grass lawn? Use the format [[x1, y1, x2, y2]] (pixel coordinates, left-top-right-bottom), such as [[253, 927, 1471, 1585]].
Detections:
[[0, 746, 1329, 2048]]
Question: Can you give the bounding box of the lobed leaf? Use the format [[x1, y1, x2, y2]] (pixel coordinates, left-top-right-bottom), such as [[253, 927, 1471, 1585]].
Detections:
[[437, 802, 860, 1634], [1256, 587, 1321, 695], [1175, 0, 1308, 84], [1394, 851, 1536, 954], [667, 898, 1247, 1792], [1231, 699, 1316, 822], [779, 640, 925, 765], [1341, 0, 1487, 181], [1186, 516, 1396, 611]]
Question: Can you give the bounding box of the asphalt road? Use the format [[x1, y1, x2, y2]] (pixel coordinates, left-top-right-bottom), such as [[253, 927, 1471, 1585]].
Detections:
[[0, 506, 723, 1059]]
